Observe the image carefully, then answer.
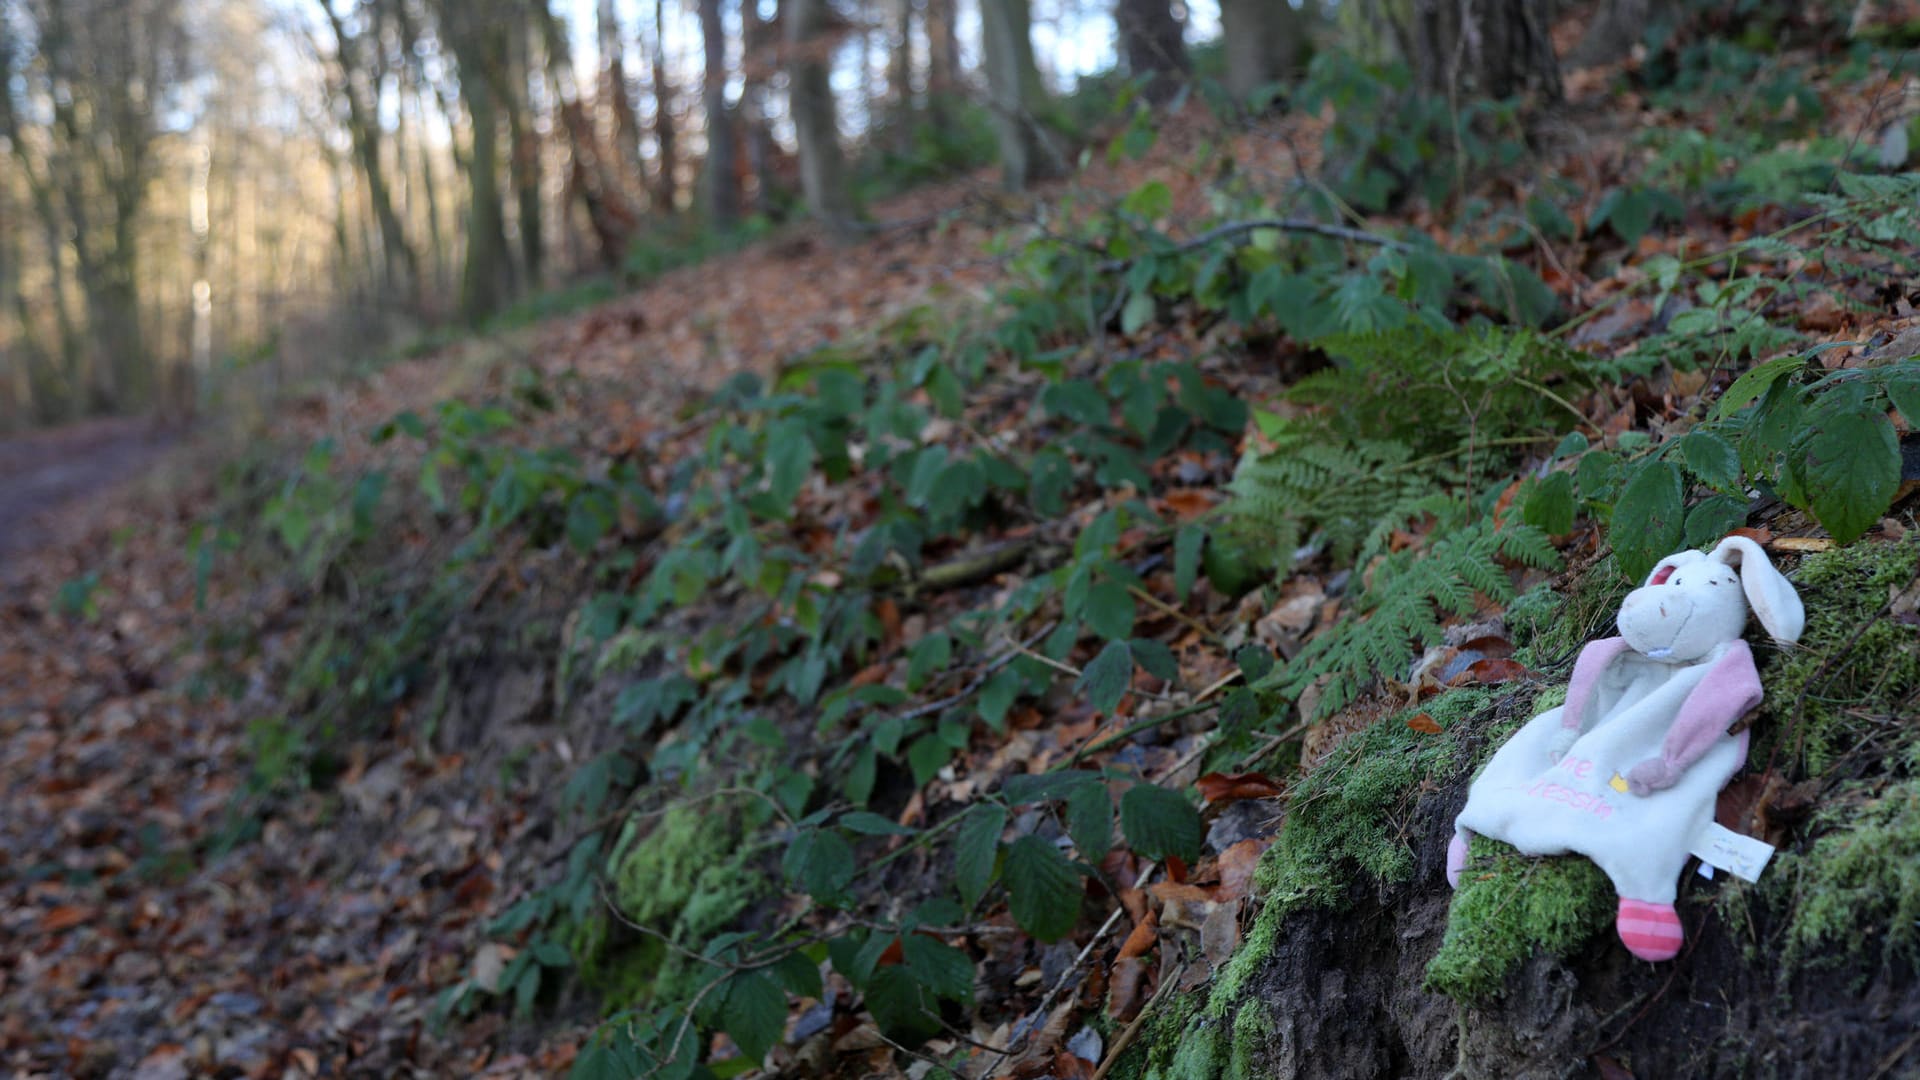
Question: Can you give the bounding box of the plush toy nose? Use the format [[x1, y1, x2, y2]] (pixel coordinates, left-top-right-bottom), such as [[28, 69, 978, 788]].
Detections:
[[1618, 588, 1694, 656]]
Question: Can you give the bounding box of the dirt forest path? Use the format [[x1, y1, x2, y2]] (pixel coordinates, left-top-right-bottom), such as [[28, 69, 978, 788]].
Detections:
[[0, 417, 176, 562]]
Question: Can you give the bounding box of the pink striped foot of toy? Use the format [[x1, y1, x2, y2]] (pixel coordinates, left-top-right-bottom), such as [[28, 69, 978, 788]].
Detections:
[[1616, 898, 1684, 961]]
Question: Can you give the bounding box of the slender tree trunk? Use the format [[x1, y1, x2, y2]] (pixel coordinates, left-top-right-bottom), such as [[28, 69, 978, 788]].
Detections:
[[323, 2, 421, 306], [598, 0, 645, 186], [651, 0, 679, 211], [979, 0, 1063, 192], [785, 0, 859, 236], [1220, 0, 1304, 104], [504, 18, 543, 287], [886, 0, 915, 145], [742, 0, 780, 216], [1114, 0, 1189, 105], [538, 1, 642, 266], [1410, 0, 1561, 102], [700, 0, 740, 228]]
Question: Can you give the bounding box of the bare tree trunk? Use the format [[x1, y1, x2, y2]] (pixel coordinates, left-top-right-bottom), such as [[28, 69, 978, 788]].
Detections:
[[742, 0, 781, 216], [651, 0, 679, 212], [538, 2, 642, 266], [979, 0, 1063, 192], [925, 0, 960, 122], [322, 1, 421, 306], [438, 0, 515, 323], [1410, 0, 1561, 102], [598, 0, 645, 186], [1114, 0, 1188, 105], [1220, 0, 1304, 103], [786, 0, 859, 236], [700, 0, 740, 229], [504, 16, 543, 288]]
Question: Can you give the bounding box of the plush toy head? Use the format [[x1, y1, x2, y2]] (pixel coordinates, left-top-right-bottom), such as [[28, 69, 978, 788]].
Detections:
[[1616, 536, 1805, 662]]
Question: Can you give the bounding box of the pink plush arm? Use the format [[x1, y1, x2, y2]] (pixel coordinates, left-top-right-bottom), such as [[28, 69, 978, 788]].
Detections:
[[1560, 637, 1633, 733], [1625, 640, 1762, 796]]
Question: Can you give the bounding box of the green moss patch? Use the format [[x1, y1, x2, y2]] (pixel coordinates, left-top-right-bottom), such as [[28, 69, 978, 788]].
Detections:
[[1424, 842, 1613, 1000], [1751, 537, 1920, 776], [585, 803, 769, 1006], [1778, 776, 1920, 972], [1208, 689, 1494, 1008]]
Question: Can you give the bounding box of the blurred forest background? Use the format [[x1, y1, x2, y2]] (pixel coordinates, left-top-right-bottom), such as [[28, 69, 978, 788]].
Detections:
[[0, 0, 1314, 431]]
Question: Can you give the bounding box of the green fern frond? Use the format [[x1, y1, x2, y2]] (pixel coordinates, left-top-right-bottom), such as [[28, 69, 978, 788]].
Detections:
[[1267, 519, 1557, 720]]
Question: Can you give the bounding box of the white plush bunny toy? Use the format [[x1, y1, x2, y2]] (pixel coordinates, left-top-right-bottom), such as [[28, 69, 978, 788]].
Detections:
[[1446, 535, 1804, 961]]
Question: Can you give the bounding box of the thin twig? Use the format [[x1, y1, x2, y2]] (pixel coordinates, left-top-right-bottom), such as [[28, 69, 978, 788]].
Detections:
[[1091, 958, 1188, 1080]]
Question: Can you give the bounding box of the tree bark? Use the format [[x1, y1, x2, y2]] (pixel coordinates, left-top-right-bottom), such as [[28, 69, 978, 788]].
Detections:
[[924, 0, 961, 123], [1114, 0, 1189, 105], [504, 16, 543, 287], [700, 0, 740, 229], [1220, 0, 1304, 104], [598, 0, 645, 187], [1409, 0, 1562, 102], [785, 0, 859, 236], [651, 0, 680, 212], [321, 1, 421, 306], [979, 0, 1063, 192]]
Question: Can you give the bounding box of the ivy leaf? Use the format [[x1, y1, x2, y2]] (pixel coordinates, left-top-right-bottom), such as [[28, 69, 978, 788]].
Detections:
[[765, 418, 815, 511], [978, 669, 1020, 730], [1065, 779, 1113, 859], [841, 811, 916, 836], [1678, 431, 1742, 493], [1173, 524, 1205, 601], [1712, 352, 1805, 421], [901, 934, 976, 1004], [1684, 493, 1750, 548], [906, 632, 952, 690], [1085, 581, 1137, 641], [722, 971, 787, 1063], [1593, 185, 1656, 244], [1077, 640, 1134, 714], [1884, 369, 1920, 427], [1029, 447, 1073, 516], [954, 804, 1006, 911], [1003, 835, 1082, 942], [1521, 471, 1575, 535], [783, 828, 856, 905], [907, 734, 950, 786], [1003, 769, 1103, 805], [1129, 638, 1179, 682], [1611, 460, 1686, 583], [1121, 290, 1157, 336], [1797, 408, 1899, 545], [768, 950, 824, 1000], [865, 965, 943, 1041], [1119, 784, 1202, 863]]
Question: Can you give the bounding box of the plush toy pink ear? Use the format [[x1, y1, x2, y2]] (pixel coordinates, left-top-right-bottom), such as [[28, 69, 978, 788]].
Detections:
[[1710, 536, 1805, 643], [1643, 550, 1707, 588]]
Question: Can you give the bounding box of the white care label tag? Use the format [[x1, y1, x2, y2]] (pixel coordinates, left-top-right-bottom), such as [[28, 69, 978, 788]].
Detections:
[[1690, 822, 1775, 883]]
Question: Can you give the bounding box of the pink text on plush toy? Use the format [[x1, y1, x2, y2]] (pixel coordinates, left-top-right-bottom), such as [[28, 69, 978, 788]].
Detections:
[[1556, 755, 1597, 780], [1522, 778, 1616, 819]]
